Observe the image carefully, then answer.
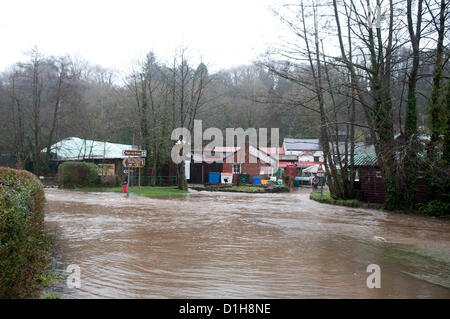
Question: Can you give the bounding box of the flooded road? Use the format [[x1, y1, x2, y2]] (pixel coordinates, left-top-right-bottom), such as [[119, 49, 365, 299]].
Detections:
[[44, 188, 450, 298]]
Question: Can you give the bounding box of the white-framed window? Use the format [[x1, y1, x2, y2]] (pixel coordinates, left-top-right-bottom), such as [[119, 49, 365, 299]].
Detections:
[[233, 164, 241, 174]]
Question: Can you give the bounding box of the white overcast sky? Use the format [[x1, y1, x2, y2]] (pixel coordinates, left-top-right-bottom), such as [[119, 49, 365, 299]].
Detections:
[[0, 0, 285, 73]]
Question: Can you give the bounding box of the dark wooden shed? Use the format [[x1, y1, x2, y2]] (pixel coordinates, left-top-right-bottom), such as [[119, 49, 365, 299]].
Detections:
[[354, 153, 426, 204]]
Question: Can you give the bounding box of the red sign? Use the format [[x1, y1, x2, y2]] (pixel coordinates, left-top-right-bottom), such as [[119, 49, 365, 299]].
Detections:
[[122, 157, 145, 168], [123, 150, 147, 157], [317, 166, 324, 175], [286, 164, 296, 179]]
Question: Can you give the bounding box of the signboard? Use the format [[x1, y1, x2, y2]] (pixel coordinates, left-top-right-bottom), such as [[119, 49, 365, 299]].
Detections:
[[317, 165, 324, 175], [122, 157, 145, 168], [123, 150, 147, 157]]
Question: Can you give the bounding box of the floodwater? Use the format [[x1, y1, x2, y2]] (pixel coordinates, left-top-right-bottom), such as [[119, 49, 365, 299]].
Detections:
[[44, 188, 450, 298]]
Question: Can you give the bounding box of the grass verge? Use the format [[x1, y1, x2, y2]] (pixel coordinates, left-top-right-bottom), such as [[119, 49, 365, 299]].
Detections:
[[310, 192, 449, 219], [309, 191, 362, 208]]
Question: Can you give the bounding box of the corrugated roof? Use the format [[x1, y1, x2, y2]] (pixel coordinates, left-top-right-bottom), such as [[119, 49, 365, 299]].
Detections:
[[284, 138, 321, 151], [352, 151, 434, 167], [284, 138, 376, 154], [302, 164, 325, 174], [352, 153, 378, 167], [42, 137, 136, 160], [333, 142, 375, 155], [259, 147, 285, 155]]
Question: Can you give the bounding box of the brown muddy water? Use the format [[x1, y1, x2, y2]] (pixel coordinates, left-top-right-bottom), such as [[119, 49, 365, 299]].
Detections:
[[43, 188, 450, 298]]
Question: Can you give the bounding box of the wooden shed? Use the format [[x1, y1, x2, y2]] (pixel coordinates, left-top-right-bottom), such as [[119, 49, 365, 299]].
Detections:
[[354, 153, 426, 204]]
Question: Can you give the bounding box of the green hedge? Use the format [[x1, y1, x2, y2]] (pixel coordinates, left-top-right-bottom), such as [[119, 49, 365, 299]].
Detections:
[[58, 161, 101, 188], [0, 167, 48, 298]]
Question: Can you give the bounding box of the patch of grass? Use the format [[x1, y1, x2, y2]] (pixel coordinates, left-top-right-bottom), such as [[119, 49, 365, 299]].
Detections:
[[310, 191, 362, 208], [75, 186, 189, 197], [34, 274, 55, 287], [125, 186, 189, 197], [230, 185, 267, 193]]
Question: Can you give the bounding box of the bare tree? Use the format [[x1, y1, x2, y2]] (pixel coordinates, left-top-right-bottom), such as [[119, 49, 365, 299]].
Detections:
[[127, 52, 172, 185], [262, 0, 360, 199], [170, 49, 210, 190]]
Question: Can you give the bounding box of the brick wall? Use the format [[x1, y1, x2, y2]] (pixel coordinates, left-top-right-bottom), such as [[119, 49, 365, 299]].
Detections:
[[223, 160, 270, 183]]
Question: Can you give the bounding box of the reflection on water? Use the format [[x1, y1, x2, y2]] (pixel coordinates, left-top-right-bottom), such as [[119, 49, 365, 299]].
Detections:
[[44, 188, 450, 298]]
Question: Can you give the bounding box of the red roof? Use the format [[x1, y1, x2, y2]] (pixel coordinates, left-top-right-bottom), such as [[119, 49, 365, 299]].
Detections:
[[260, 147, 285, 155], [278, 161, 322, 168]]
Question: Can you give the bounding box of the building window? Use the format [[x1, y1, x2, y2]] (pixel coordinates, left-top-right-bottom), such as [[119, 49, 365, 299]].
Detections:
[[314, 156, 320, 162], [233, 164, 241, 174]]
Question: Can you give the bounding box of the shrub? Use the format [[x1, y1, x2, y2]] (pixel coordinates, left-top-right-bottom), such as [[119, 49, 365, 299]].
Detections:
[[418, 200, 450, 218], [0, 167, 49, 298], [57, 161, 101, 188], [310, 191, 361, 208]]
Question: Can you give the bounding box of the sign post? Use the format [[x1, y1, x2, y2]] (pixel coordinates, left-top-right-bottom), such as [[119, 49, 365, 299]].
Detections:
[[122, 157, 145, 168], [317, 165, 324, 195], [123, 150, 147, 157], [122, 150, 146, 197], [127, 163, 130, 197]]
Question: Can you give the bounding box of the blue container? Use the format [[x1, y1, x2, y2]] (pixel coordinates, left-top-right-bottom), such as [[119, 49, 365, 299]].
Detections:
[[209, 172, 221, 184], [252, 176, 261, 185]]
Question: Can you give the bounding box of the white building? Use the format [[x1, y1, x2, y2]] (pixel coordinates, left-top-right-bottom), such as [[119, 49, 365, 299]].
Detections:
[[282, 138, 324, 163]]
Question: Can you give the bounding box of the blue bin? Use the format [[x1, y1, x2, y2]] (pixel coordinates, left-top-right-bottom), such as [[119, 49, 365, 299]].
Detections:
[[252, 176, 261, 185], [209, 172, 221, 184]]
